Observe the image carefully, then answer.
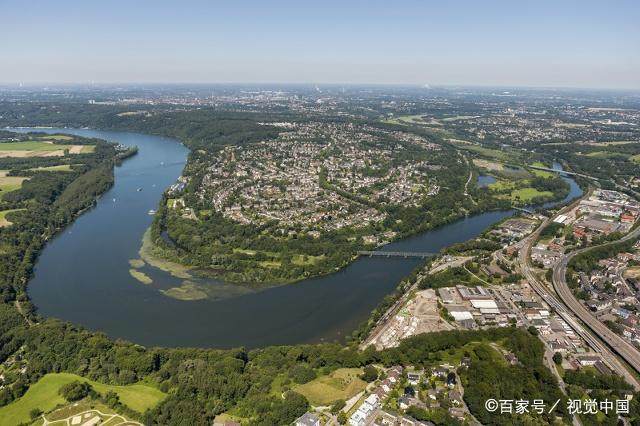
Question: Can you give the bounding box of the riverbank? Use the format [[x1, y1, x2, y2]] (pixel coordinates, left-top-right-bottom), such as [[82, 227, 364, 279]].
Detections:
[[21, 128, 583, 348], [144, 204, 491, 288]]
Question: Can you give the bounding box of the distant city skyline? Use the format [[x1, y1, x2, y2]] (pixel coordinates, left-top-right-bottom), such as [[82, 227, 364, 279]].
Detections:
[[2, 0, 639, 89]]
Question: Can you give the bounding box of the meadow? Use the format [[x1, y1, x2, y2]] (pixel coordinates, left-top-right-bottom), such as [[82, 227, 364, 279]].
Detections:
[[0, 174, 28, 199], [29, 164, 74, 172], [294, 368, 367, 406], [0, 373, 166, 425], [0, 140, 94, 157], [0, 209, 25, 227]]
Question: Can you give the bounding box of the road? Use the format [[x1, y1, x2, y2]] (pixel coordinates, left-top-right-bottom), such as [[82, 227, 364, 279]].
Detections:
[[517, 198, 640, 390], [462, 154, 477, 205], [359, 273, 424, 349], [552, 224, 640, 386], [541, 350, 583, 426]]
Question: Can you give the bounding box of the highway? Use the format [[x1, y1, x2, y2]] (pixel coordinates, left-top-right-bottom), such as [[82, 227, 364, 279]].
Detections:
[[552, 224, 640, 388], [517, 198, 640, 390]]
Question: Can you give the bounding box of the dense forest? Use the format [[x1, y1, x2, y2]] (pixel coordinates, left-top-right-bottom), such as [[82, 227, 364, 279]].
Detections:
[[5, 305, 625, 425], [529, 139, 640, 194]]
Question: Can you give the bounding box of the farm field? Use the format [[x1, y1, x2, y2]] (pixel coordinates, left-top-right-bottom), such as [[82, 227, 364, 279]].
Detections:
[[0, 141, 69, 151], [294, 368, 366, 406], [0, 140, 94, 157], [0, 373, 166, 425]]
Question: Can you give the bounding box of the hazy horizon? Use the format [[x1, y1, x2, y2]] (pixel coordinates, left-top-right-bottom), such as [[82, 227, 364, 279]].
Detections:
[[2, 82, 640, 93], [2, 0, 639, 90]]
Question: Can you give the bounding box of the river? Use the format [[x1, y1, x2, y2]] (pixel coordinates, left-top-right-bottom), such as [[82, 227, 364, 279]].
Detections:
[[12, 128, 583, 348]]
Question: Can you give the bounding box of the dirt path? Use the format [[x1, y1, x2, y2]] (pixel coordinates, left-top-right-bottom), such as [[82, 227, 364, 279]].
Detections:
[[14, 300, 33, 326], [42, 408, 142, 426], [462, 154, 477, 205]]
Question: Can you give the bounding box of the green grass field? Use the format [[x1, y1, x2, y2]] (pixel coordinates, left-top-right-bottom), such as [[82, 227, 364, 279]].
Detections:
[[460, 145, 511, 161], [0, 140, 94, 155], [510, 187, 553, 202], [440, 115, 479, 122], [0, 209, 26, 227], [584, 151, 628, 160], [292, 254, 325, 266], [0, 373, 166, 425], [0, 141, 69, 151], [294, 368, 366, 406], [39, 135, 73, 141], [530, 162, 554, 178], [488, 180, 516, 191], [29, 164, 74, 172], [258, 260, 281, 268], [0, 175, 28, 199], [232, 248, 322, 267], [382, 114, 426, 125]]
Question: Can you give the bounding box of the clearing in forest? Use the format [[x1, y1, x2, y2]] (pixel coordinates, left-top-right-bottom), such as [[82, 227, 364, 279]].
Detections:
[[294, 368, 367, 406]]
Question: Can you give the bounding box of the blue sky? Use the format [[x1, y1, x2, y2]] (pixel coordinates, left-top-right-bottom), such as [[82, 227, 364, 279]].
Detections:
[[1, 0, 639, 88]]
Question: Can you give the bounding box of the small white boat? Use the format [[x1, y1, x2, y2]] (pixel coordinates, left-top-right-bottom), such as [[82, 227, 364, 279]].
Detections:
[[148, 209, 156, 215]]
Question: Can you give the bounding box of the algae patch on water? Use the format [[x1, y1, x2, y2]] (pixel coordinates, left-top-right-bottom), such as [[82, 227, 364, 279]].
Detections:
[[129, 269, 153, 285], [161, 281, 208, 301], [129, 258, 145, 268]]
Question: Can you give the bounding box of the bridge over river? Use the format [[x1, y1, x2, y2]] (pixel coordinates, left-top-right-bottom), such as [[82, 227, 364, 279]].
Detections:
[[358, 251, 436, 259]]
